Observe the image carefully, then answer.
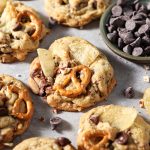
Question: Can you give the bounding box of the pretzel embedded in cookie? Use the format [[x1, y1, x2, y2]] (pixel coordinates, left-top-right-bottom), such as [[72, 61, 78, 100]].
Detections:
[[17, 10, 42, 40], [8, 85, 33, 120], [53, 65, 92, 98], [81, 129, 110, 150]]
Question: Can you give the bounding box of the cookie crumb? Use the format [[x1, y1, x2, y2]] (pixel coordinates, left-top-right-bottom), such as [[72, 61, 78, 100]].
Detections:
[[17, 74, 22, 77], [143, 76, 150, 83], [143, 65, 150, 70], [139, 99, 145, 108], [38, 116, 45, 122], [3, 143, 13, 147], [51, 109, 59, 114]]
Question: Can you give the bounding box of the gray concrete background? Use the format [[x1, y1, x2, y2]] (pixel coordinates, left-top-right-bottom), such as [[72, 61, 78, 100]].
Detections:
[[2, 0, 150, 149]]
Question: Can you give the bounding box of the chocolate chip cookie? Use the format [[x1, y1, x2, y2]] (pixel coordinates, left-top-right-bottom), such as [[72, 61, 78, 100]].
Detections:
[[0, 0, 49, 63], [45, 0, 110, 27], [13, 137, 75, 150], [77, 105, 150, 150], [0, 74, 34, 149], [29, 36, 116, 111]]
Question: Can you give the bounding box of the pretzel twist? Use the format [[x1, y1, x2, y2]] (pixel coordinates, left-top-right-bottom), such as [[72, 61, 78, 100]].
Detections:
[[9, 85, 33, 120], [17, 10, 42, 40], [82, 130, 109, 150], [53, 65, 91, 98]]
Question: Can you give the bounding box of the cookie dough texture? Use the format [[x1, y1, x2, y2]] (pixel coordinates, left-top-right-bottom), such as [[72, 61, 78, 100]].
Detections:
[[13, 137, 75, 150], [45, 0, 110, 27], [77, 105, 150, 150], [29, 36, 116, 111], [0, 0, 49, 63], [0, 74, 34, 149]]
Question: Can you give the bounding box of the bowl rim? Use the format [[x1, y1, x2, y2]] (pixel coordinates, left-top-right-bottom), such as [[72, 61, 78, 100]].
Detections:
[[100, 1, 150, 62]]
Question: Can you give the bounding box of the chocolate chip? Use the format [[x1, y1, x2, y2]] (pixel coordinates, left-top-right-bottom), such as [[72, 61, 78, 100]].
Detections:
[[132, 47, 143, 56], [112, 5, 123, 17], [134, 31, 140, 37], [123, 45, 132, 54], [107, 31, 118, 43], [117, 0, 129, 6], [123, 87, 134, 98], [138, 4, 147, 13], [107, 25, 115, 33], [133, 0, 139, 4], [48, 17, 57, 28], [13, 23, 22, 31], [0, 107, 8, 116], [116, 132, 129, 145], [138, 24, 149, 35], [109, 17, 125, 27], [50, 117, 62, 130], [144, 46, 150, 55], [123, 7, 133, 17], [89, 115, 99, 125], [123, 32, 135, 44], [146, 18, 150, 26], [125, 19, 136, 31], [118, 38, 124, 48], [20, 15, 31, 23], [142, 36, 150, 45], [130, 37, 141, 47], [56, 137, 71, 147], [135, 3, 141, 11]]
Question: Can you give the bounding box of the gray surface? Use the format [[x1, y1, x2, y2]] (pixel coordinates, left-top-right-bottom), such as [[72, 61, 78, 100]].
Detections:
[[2, 0, 150, 149]]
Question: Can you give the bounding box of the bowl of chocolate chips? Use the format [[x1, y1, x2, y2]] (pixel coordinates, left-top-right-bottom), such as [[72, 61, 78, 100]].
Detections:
[[100, 0, 150, 63]]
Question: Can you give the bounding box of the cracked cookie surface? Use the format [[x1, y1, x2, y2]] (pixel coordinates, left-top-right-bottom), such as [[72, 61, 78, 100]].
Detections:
[[29, 36, 116, 111], [45, 0, 110, 27], [13, 137, 75, 150], [0, 0, 49, 63], [0, 74, 34, 149], [77, 105, 150, 150]]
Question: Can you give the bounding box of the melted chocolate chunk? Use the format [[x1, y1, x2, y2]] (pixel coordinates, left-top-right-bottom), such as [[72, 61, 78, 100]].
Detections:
[[115, 132, 129, 145], [0, 107, 8, 116], [56, 137, 71, 147], [13, 23, 22, 31]]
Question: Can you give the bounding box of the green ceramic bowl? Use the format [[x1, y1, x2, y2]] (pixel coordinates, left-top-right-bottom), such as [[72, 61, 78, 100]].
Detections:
[[100, 0, 150, 64]]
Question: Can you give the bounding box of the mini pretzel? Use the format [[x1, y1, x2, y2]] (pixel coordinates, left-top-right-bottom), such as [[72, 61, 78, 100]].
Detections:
[[53, 65, 91, 98], [82, 130, 109, 150], [17, 10, 42, 40], [9, 85, 33, 120]]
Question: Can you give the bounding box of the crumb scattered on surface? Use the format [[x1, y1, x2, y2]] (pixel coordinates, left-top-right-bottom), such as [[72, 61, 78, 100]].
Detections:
[[143, 76, 150, 83], [139, 99, 145, 108]]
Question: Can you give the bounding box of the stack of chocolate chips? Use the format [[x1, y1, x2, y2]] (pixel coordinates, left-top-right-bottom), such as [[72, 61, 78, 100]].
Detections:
[[106, 0, 150, 57]]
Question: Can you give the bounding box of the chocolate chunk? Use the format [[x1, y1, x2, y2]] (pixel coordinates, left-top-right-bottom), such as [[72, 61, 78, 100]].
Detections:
[[116, 132, 129, 145], [107, 31, 118, 43], [109, 17, 125, 27], [118, 38, 124, 48], [142, 36, 150, 45], [144, 46, 150, 55], [92, 0, 97, 9], [48, 17, 57, 28], [56, 137, 71, 147], [13, 23, 22, 31], [146, 18, 150, 26], [138, 24, 149, 35], [132, 47, 143, 56], [130, 37, 141, 47], [107, 25, 115, 33], [0, 108, 8, 116], [125, 19, 136, 31], [89, 115, 99, 125], [27, 28, 35, 36], [112, 5, 123, 17], [123, 87, 134, 98], [50, 117, 62, 130], [123, 45, 132, 54]]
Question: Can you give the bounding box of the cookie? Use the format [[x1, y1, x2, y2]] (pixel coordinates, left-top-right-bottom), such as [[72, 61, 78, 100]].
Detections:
[[0, 0, 49, 63], [29, 36, 116, 111], [77, 105, 150, 150], [44, 0, 110, 27], [0, 74, 34, 149], [13, 137, 75, 150]]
